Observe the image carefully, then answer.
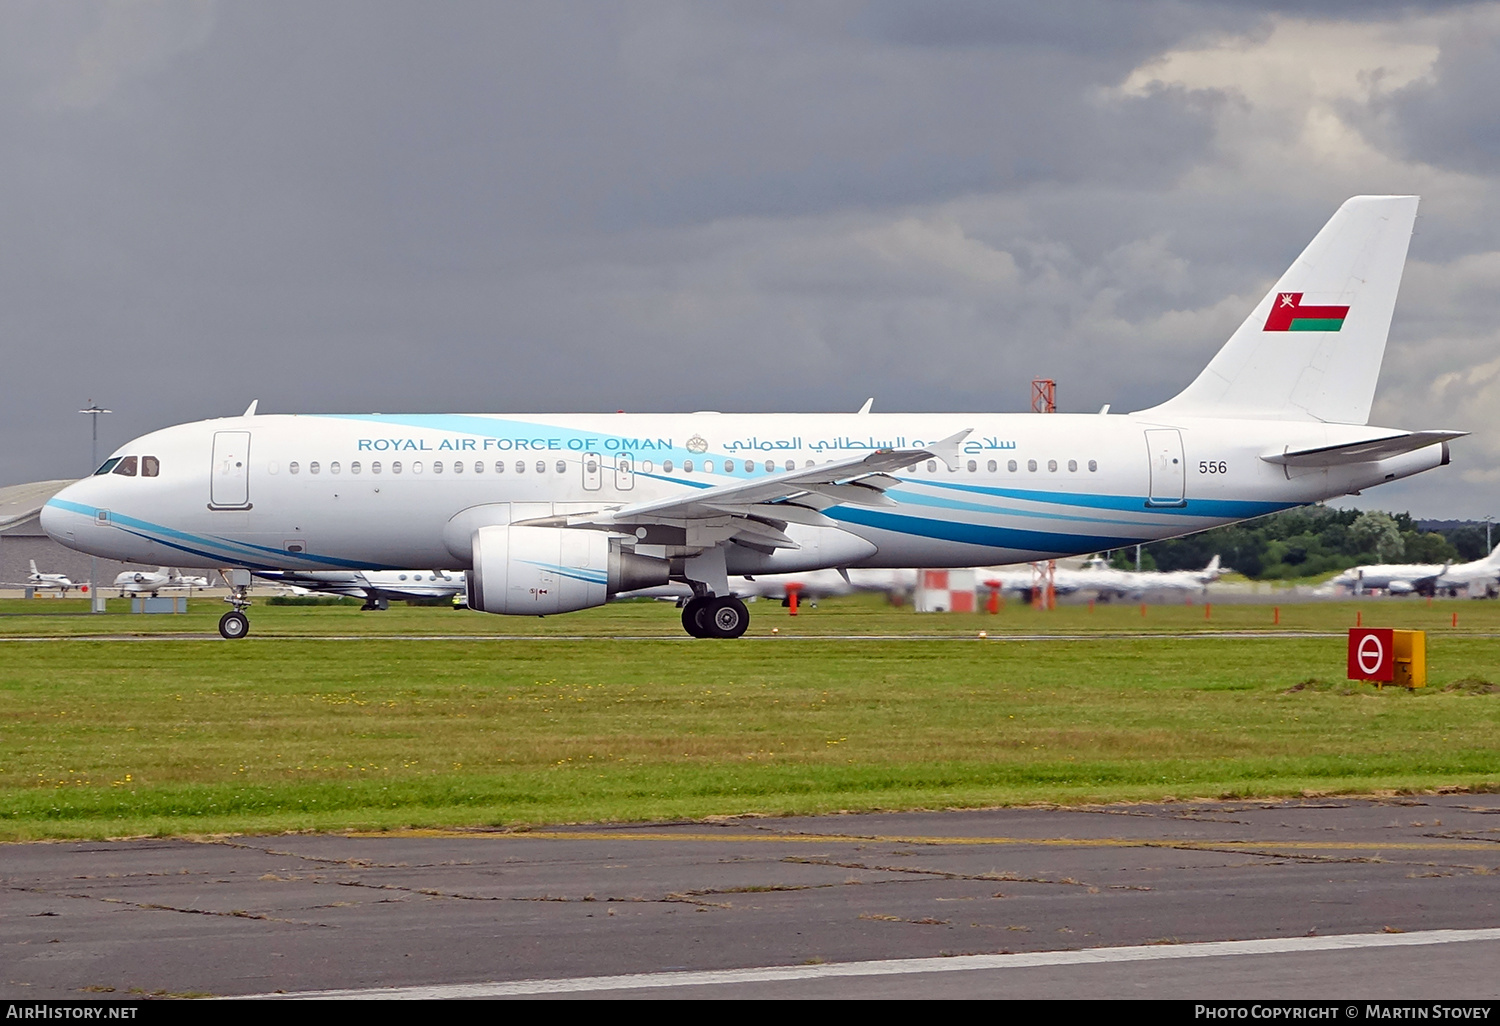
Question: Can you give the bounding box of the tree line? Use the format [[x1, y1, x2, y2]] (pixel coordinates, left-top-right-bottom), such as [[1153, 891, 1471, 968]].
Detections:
[[1110, 509, 1492, 581]]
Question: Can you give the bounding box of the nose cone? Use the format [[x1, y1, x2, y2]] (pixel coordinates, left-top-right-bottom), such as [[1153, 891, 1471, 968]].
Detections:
[[41, 480, 90, 546]]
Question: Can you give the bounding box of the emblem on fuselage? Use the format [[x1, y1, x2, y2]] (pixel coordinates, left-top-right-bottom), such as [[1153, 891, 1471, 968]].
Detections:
[[686, 435, 708, 453]]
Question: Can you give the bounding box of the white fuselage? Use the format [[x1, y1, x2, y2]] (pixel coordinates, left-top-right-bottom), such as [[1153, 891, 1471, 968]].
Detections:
[[42, 411, 1445, 580]]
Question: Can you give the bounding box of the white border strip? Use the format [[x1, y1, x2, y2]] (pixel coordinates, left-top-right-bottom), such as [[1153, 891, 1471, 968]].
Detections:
[[254, 927, 1500, 999]]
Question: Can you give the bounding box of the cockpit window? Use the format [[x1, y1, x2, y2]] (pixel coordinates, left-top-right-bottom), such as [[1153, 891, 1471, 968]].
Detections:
[[112, 456, 138, 477], [141, 456, 160, 477], [94, 458, 122, 476]]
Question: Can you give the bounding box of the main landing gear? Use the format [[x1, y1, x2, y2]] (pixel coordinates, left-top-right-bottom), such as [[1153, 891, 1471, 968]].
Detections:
[[681, 595, 750, 639], [219, 573, 252, 639]]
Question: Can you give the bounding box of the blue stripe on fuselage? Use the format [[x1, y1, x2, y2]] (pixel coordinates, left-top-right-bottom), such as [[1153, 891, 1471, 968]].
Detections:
[[828, 506, 1125, 553]]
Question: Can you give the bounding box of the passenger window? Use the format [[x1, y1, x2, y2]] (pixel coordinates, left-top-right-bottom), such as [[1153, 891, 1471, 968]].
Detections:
[[371, 461, 381, 474], [412, 462, 423, 474], [556, 460, 566, 474], [392, 461, 402, 474], [310, 461, 321, 474], [805, 460, 814, 468], [453, 461, 463, 474], [1047, 460, 1057, 472], [267, 462, 279, 475], [495, 461, 505, 473], [474, 461, 483, 473], [704, 460, 714, 473], [350, 461, 361, 474], [967, 460, 977, 472], [1007, 460, 1017, 472], [987, 460, 996, 472], [142, 456, 160, 477], [785, 460, 794, 471], [289, 462, 300, 475], [94, 458, 122, 476], [663, 459, 674, 473], [642, 460, 653, 473], [683, 459, 694, 473], [1068, 459, 1077, 472], [725, 459, 736, 473], [536, 461, 546, 474], [1088, 460, 1098, 472], [926, 460, 936, 472], [330, 461, 341, 475], [433, 461, 443, 474], [1027, 460, 1037, 472], [516, 461, 525, 474], [112, 456, 138, 477]]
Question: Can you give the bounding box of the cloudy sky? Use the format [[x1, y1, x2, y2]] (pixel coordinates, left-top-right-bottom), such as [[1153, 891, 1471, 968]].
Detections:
[[3, 0, 1499, 518]]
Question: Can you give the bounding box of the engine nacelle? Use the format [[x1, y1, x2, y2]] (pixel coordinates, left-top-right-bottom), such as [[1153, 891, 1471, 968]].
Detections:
[[466, 526, 668, 615]]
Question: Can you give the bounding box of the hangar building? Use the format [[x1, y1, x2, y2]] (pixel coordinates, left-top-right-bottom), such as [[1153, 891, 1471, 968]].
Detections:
[[1, 480, 164, 591]]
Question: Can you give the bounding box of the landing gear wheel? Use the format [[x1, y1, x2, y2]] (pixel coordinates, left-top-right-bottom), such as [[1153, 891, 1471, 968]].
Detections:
[[681, 597, 712, 638], [706, 596, 749, 639], [218, 610, 250, 640]]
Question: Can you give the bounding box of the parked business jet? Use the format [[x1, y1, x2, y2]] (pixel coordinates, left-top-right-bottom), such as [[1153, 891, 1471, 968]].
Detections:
[[41, 196, 1464, 639], [1327, 544, 1500, 597], [26, 561, 76, 595], [163, 570, 213, 591], [253, 569, 465, 609], [113, 567, 173, 597]]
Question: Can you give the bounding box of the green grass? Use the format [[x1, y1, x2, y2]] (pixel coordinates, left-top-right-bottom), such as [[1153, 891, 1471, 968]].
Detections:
[[2, 597, 1498, 840], [6, 591, 1500, 636]]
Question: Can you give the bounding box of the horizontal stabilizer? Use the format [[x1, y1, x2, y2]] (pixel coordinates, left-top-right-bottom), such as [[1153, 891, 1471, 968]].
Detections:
[[1261, 430, 1466, 467]]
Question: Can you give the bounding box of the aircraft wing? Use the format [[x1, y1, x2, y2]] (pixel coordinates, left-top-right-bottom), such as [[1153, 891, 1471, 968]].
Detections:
[[554, 430, 971, 548], [1261, 430, 1466, 467]]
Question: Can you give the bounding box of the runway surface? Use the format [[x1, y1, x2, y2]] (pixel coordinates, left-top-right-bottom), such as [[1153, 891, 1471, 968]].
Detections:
[[5, 795, 1499, 999]]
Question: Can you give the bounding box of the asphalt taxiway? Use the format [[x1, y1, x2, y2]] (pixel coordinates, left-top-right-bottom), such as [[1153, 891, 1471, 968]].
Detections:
[[4, 795, 1498, 999]]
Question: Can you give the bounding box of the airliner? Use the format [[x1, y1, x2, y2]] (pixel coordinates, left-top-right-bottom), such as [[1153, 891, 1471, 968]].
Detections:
[[990, 554, 1227, 601], [40, 196, 1464, 639], [1327, 544, 1500, 597]]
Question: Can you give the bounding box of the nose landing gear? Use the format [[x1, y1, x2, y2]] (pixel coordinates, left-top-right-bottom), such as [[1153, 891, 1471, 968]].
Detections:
[[218, 570, 253, 639]]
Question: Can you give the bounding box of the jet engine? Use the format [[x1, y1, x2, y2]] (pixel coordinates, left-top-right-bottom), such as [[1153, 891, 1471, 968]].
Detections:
[[466, 525, 668, 615]]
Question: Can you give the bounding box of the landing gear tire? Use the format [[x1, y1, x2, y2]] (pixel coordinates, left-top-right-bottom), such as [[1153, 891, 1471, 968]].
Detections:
[[682, 597, 712, 638], [218, 610, 250, 640], [706, 596, 749, 639]]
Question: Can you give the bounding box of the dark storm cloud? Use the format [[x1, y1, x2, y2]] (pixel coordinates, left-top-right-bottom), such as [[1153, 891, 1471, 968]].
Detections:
[[1363, 14, 1500, 181]]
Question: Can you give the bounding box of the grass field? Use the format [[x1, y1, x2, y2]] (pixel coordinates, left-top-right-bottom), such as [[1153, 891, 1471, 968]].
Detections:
[[2, 595, 1498, 841]]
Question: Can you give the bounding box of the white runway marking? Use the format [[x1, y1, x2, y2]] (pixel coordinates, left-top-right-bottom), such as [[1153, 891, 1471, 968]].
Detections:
[[257, 927, 1500, 999]]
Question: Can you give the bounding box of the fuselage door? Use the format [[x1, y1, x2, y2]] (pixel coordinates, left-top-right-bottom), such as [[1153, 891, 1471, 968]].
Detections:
[[582, 452, 602, 491], [1144, 429, 1186, 507], [210, 430, 253, 509], [615, 453, 634, 491]]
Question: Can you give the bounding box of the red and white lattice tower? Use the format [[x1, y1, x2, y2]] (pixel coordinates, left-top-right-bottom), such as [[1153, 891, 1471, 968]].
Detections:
[[915, 569, 977, 613]]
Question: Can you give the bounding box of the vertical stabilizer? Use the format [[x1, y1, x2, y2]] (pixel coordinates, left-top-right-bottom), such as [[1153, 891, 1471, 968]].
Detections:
[[1140, 196, 1418, 424]]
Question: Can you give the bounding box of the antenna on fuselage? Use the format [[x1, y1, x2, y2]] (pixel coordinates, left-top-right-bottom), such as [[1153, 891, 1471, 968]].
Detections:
[[243, 400, 259, 417]]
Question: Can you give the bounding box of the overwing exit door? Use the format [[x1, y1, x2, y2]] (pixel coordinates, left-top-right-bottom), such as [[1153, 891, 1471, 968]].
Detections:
[[1144, 429, 1186, 507], [210, 431, 252, 509]]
